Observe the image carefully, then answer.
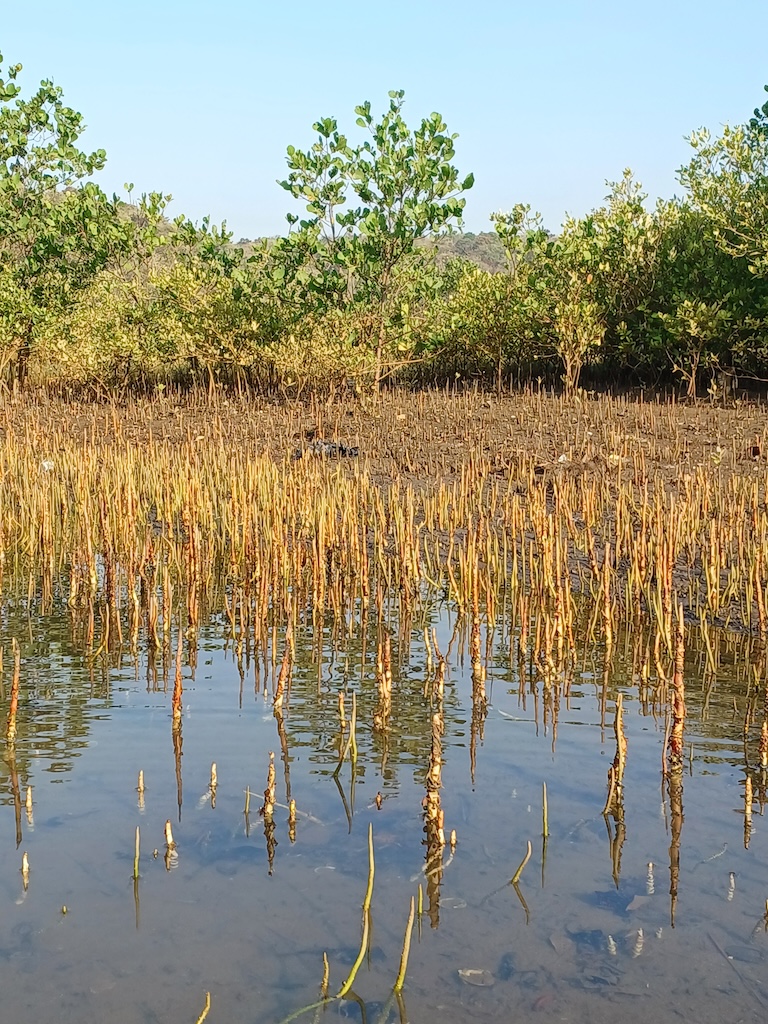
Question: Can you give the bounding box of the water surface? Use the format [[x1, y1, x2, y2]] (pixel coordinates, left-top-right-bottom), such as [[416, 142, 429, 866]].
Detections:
[[0, 600, 766, 1023]]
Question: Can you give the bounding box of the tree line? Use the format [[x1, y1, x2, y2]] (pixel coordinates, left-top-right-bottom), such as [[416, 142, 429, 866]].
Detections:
[[2, 52, 768, 397]]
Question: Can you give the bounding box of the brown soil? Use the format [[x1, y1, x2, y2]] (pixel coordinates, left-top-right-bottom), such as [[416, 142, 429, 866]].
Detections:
[[4, 388, 766, 490]]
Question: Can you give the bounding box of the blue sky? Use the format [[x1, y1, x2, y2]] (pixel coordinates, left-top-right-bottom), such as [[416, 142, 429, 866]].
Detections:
[[3, 1, 767, 238]]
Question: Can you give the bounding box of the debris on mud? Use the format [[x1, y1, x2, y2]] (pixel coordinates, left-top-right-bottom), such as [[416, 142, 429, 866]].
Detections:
[[293, 439, 360, 460]]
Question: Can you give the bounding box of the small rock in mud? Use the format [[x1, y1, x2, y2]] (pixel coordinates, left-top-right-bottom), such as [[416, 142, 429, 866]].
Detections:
[[458, 968, 495, 987], [292, 440, 360, 460]]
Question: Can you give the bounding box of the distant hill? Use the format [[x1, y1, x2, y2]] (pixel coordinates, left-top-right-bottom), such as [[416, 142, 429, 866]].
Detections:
[[427, 231, 507, 272], [234, 231, 509, 273]]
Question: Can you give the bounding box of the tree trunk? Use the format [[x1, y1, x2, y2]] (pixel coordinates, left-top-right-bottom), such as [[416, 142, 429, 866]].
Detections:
[[686, 348, 701, 400], [15, 321, 33, 391], [563, 351, 582, 396], [374, 318, 386, 394], [374, 278, 391, 395]]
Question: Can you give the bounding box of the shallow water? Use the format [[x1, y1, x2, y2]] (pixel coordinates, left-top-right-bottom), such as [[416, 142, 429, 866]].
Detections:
[[1, 599, 767, 1024]]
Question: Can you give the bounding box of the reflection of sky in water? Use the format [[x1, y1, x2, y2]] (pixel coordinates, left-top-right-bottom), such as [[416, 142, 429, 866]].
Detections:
[[0, 600, 766, 1023]]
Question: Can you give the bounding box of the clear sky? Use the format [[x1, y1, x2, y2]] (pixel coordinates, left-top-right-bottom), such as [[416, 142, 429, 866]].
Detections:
[[3, 1, 767, 238]]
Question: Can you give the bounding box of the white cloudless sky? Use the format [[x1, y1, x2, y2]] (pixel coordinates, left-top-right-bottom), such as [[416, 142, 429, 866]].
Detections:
[[3, 0, 767, 237]]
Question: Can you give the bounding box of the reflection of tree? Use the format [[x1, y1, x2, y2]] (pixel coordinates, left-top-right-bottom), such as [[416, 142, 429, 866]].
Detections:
[[274, 709, 293, 806], [8, 572, 768, 919], [666, 606, 686, 929], [4, 748, 23, 848], [259, 752, 278, 874], [603, 694, 627, 887], [172, 632, 184, 820], [279, 609, 466, 800], [573, 612, 764, 766], [172, 720, 184, 821], [1, 576, 481, 828], [0, 603, 119, 799], [469, 614, 488, 784], [424, 710, 445, 929], [667, 766, 684, 928]]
